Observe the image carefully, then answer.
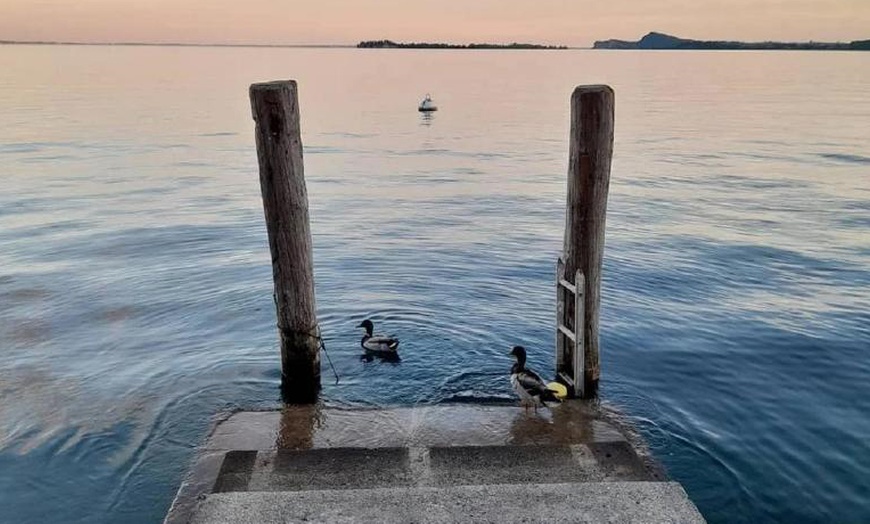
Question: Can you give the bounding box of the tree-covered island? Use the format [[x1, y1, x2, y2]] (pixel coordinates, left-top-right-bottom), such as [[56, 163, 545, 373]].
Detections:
[[358, 40, 567, 49], [594, 32, 870, 50]]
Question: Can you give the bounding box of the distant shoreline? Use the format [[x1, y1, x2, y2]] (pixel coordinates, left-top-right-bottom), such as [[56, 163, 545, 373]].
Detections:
[[3, 34, 868, 51], [0, 41, 352, 48], [594, 32, 870, 51], [1, 40, 570, 50], [0, 40, 568, 49], [357, 40, 567, 50]]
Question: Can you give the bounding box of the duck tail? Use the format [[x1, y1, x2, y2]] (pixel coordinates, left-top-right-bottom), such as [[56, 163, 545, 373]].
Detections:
[[541, 387, 562, 406], [388, 339, 399, 350]]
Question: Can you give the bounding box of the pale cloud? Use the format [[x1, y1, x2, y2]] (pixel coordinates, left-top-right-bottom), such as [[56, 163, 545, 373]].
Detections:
[[0, 0, 867, 45]]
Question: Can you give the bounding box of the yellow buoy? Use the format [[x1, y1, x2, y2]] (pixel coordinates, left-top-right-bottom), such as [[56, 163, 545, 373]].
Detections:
[[546, 382, 568, 400]]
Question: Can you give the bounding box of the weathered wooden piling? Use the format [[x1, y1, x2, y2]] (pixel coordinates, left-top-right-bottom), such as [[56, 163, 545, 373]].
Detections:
[[562, 85, 614, 398], [250, 80, 320, 402]]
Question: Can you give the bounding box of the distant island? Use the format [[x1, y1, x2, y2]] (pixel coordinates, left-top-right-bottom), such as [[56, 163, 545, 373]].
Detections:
[[594, 32, 870, 51], [0, 40, 349, 48], [358, 40, 567, 50]]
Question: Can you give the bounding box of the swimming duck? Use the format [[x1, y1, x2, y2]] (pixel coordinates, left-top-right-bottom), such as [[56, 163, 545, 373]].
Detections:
[[509, 346, 561, 412], [357, 319, 399, 354]]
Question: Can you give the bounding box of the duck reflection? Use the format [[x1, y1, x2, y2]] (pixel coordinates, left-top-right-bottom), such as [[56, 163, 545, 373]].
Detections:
[[420, 111, 435, 126], [508, 401, 598, 446], [360, 351, 402, 364]]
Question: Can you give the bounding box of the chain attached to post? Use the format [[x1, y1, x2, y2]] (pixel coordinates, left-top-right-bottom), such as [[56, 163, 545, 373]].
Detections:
[[277, 323, 340, 384]]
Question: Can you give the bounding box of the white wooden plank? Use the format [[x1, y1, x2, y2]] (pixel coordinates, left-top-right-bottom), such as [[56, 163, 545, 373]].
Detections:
[[558, 279, 576, 294], [555, 258, 565, 371], [558, 325, 576, 343], [574, 270, 585, 398]]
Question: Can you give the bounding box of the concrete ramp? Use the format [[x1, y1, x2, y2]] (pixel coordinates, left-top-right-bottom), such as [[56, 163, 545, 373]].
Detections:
[[192, 482, 703, 524], [166, 404, 705, 523]]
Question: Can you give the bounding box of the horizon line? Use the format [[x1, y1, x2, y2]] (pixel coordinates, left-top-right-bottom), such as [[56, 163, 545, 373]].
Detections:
[[0, 40, 357, 48], [0, 40, 590, 49], [3, 33, 865, 49]]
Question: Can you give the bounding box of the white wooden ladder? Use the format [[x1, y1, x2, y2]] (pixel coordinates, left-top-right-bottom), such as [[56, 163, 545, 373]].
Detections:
[[556, 257, 585, 398]]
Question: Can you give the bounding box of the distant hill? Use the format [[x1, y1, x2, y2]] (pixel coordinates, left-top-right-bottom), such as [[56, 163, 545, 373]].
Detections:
[[358, 40, 567, 50], [594, 32, 869, 51]]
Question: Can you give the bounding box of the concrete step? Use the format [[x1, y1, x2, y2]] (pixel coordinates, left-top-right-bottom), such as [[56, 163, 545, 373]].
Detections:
[[190, 482, 705, 524], [211, 442, 661, 494], [165, 406, 704, 524]]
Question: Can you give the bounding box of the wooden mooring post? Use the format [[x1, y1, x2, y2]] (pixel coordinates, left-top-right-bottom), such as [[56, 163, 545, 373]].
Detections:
[[250, 80, 320, 403], [560, 85, 614, 398]]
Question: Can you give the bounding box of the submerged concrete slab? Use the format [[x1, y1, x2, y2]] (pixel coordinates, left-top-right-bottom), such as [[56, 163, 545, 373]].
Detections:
[[429, 444, 586, 485], [165, 403, 693, 524], [248, 448, 414, 491], [207, 403, 626, 451], [190, 482, 705, 524], [208, 443, 655, 494]]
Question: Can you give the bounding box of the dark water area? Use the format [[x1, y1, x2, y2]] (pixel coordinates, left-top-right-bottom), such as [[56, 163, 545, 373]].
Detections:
[[0, 46, 868, 523]]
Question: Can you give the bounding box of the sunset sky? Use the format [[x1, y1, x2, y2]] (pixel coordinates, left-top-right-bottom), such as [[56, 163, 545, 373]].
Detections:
[[1, 0, 868, 46]]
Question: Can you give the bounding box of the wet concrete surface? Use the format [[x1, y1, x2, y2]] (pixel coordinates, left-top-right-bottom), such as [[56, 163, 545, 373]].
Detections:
[[206, 402, 626, 451], [166, 403, 702, 523], [249, 448, 414, 491]]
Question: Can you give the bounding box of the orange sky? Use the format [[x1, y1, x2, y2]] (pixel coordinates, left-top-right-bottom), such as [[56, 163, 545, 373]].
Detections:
[[1, 0, 868, 46]]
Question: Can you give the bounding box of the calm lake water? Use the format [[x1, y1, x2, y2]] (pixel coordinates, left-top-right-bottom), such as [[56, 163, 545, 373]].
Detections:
[[0, 45, 868, 523]]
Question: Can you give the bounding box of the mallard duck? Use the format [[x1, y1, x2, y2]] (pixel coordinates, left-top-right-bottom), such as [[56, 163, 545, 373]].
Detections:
[[357, 319, 399, 354], [509, 346, 561, 412]]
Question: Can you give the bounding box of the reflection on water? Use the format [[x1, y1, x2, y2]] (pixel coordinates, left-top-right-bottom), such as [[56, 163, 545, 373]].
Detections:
[[360, 351, 402, 363], [420, 111, 435, 126], [0, 45, 868, 524], [277, 405, 320, 450]]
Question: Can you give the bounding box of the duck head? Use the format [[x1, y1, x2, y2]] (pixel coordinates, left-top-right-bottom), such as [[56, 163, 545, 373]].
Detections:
[[510, 345, 527, 364], [357, 319, 374, 336]]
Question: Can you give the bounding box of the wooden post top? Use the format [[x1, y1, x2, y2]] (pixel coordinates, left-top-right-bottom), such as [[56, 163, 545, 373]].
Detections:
[[250, 80, 298, 91], [571, 85, 614, 96]]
